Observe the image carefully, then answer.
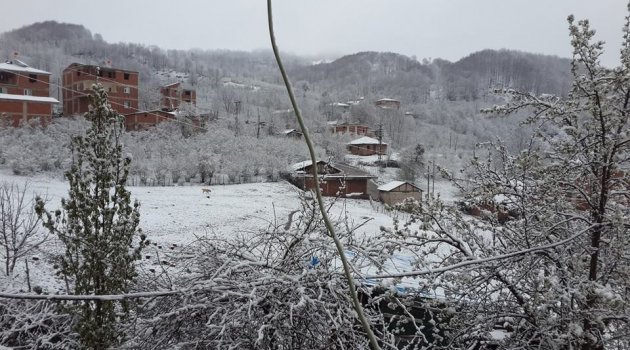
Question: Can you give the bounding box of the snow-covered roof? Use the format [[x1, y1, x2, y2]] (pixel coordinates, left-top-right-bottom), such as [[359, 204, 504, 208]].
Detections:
[[290, 160, 374, 178], [283, 128, 301, 134], [349, 136, 385, 145], [290, 160, 315, 172], [0, 60, 51, 75], [378, 181, 406, 192], [327, 120, 338, 125], [0, 93, 59, 104], [272, 109, 293, 114], [376, 98, 399, 102]]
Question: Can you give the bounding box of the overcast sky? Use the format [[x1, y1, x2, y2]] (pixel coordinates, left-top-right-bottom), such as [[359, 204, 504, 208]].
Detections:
[[0, 0, 626, 67]]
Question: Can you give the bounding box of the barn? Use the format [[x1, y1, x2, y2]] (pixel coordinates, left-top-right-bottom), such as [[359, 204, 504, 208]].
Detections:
[[289, 160, 376, 199], [378, 181, 422, 205]]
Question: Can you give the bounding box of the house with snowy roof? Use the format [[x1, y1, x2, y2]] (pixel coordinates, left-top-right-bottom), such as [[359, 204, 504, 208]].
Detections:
[[375, 98, 401, 110], [377, 181, 422, 205], [0, 60, 59, 127], [347, 136, 387, 156], [288, 160, 376, 199]]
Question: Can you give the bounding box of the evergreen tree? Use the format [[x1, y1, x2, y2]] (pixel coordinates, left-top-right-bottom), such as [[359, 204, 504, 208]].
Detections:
[[35, 84, 147, 349]]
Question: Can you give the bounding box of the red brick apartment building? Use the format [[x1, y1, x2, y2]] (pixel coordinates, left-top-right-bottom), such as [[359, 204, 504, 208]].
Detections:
[[160, 82, 196, 111], [62, 63, 139, 116], [0, 60, 59, 127]]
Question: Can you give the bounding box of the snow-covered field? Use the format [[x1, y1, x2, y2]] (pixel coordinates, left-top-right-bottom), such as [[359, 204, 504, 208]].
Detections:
[[0, 171, 398, 291], [0, 171, 392, 246], [0, 169, 460, 295]]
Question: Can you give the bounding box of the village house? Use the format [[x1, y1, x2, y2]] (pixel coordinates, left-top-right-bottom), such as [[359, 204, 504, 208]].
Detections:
[[328, 121, 372, 136], [160, 82, 196, 111], [0, 60, 59, 127], [375, 98, 401, 110], [289, 160, 376, 199], [62, 63, 139, 116], [378, 181, 423, 205], [347, 136, 387, 156]]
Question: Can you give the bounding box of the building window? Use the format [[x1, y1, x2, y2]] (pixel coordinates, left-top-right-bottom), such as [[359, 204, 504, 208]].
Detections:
[[123, 87, 131, 94], [124, 73, 130, 80], [0, 87, 5, 94], [24, 89, 32, 96], [77, 71, 81, 76], [124, 101, 131, 109], [184, 90, 191, 96], [29, 74, 37, 83]]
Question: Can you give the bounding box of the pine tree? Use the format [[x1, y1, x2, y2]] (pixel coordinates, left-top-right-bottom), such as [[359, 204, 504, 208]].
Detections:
[[36, 84, 147, 349]]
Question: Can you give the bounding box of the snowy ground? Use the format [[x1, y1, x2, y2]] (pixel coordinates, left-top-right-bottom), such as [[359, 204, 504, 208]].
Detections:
[[0, 170, 460, 296]]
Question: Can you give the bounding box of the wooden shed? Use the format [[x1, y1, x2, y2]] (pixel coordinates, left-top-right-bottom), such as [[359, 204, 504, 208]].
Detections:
[[378, 181, 422, 205], [289, 160, 376, 199]]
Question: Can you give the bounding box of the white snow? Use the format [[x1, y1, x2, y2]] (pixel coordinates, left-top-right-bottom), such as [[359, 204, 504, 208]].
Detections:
[[349, 136, 383, 145], [290, 160, 314, 171], [0, 93, 59, 104], [0, 170, 408, 293], [222, 80, 260, 91], [0, 61, 51, 75], [377, 181, 407, 192]]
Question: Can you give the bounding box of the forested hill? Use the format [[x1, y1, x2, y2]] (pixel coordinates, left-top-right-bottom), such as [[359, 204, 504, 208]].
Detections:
[[2, 22, 572, 105], [290, 50, 572, 104]]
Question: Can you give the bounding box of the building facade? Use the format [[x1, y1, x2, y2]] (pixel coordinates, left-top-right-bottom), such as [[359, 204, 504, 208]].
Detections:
[[160, 82, 196, 111], [62, 63, 139, 116], [123, 110, 176, 131], [289, 160, 376, 199], [378, 181, 422, 205], [329, 121, 372, 136], [0, 60, 58, 127]]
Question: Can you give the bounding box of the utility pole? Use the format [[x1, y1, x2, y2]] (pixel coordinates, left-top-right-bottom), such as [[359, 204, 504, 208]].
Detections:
[[256, 108, 261, 139], [377, 123, 383, 163], [427, 161, 431, 202], [234, 100, 241, 137], [432, 160, 436, 196]]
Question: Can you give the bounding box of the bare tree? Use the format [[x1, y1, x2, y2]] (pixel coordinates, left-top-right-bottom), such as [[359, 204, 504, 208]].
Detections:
[[0, 182, 47, 276]]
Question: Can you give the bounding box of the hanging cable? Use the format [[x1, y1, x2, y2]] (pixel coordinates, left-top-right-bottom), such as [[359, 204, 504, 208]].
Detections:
[[266, 1, 381, 349]]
